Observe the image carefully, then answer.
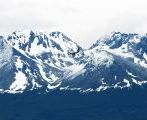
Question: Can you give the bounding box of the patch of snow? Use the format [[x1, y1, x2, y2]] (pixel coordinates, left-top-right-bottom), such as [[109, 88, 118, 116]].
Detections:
[[134, 57, 147, 68], [31, 79, 42, 89], [123, 79, 131, 87], [15, 57, 23, 69], [82, 88, 94, 93], [90, 50, 114, 67], [47, 82, 61, 89], [132, 78, 147, 86], [49, 73, 59, 83], [129, 38, 141, 43], [9, 71, 28, 92], [0, 89, 4, 93], [143, 53, 147, 60], [96, 85, 108, 92], [37, 64, 52, 83], [115, 76, 117, 80], [59, 86, 69, 90], [114, 83, 119, 88], [29, 37, 48, 56], [127, 70, 136, 77]]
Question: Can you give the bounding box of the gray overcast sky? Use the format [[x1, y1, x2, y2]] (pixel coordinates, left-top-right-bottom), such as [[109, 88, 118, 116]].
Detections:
[[0, 0, 147, 48]]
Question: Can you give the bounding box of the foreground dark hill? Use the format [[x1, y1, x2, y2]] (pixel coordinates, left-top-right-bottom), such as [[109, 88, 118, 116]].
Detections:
[[0, 86, 147, 120]]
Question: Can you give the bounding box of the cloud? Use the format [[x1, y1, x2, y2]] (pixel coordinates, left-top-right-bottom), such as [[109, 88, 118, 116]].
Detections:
[[0, 0, 147, 48]]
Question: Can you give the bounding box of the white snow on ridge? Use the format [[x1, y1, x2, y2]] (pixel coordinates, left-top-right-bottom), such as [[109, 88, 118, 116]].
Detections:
[[132, 78, 147, 86], [31, 79, 42, 89], [143, 53, 147, 60], [50, 33, 79, 56], [123, 79, 131, 87], [29, 37, 49, 56], [129, 38, 141, 43], [15, 57, 23, 69], [96, 86, 109, 92], [97, 44, 147, 68], [89, 50, 114, 67], [127, 70, 136, 77], [47, 83, 61, 90]]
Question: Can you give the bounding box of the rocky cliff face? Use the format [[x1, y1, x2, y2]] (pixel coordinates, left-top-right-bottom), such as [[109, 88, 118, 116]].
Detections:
[[0, 31, 147, 93]]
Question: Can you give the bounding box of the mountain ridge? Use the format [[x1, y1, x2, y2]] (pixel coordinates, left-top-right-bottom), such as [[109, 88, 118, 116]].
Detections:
[[0, 30, 147, 93]]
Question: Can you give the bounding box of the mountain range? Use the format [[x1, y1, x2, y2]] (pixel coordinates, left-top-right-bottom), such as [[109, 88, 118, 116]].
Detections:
[[0, 30, 147, 94]]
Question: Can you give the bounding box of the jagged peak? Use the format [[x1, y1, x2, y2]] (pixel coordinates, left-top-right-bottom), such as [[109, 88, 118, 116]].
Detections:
[[9, 30, 47, 38], [7, 30, 73, 42], [49, 31, 74, 42], [110, 31, 139, 36], [90, 32, 147, 49], [1, 30, 147, 94]]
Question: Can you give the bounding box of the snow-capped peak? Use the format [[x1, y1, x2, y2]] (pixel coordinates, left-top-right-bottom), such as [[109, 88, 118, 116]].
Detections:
[[6, 30, 81, 57], [0, 31, 147, 94], [90, 32, 147, 68]]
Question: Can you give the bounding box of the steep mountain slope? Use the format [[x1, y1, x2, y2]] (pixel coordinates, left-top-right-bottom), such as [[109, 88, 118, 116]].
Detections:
[[83, 32, 147, 90], [91, 32, 147, 68], [60, 32, 147, 91], [0, 31, 147, 93], [0, 30, 84, 93]]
